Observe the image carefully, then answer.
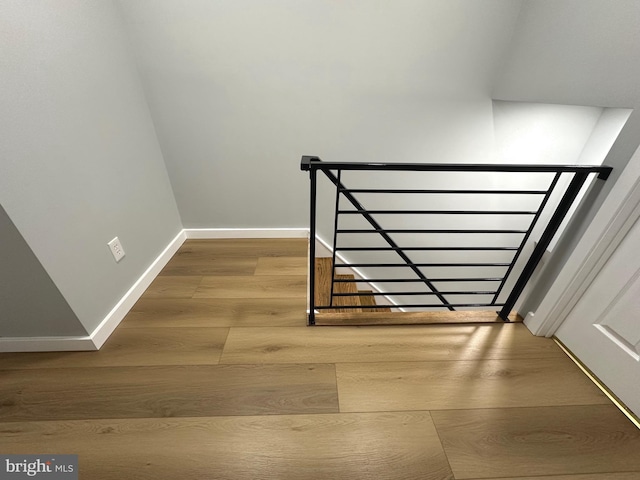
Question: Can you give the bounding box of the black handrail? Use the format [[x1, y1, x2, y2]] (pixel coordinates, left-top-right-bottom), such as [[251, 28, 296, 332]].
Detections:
[[301, 157, 611, 178], [301, 156, 612, 324]]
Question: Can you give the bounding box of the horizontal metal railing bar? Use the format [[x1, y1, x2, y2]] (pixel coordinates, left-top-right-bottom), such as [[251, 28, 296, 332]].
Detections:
[[340, 188, 549, 195], [338, 209, 537, 215], [337, 228, 528, 234], [316, 303, 506, 309], [335, 246, 519, 251], [325, 167, 454, 309], [341, 262, 512, 267], [334, 277, 504, 283], [334, 291, 497, 296], [301, 157, 612, 179]]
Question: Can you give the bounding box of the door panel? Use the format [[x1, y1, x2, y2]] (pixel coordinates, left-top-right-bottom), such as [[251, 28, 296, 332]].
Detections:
[[556, 216, 640, 417]]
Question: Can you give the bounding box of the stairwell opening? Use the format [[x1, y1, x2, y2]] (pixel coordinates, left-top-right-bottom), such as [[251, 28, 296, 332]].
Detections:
[[304, 102, 631, 326]]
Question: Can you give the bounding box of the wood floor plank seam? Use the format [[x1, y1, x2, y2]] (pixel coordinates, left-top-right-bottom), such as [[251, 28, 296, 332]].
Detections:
[[0, 410, 370, 424], [426, 403, 639, 414], [427, 410, 457, 480], [461, 473, 640, 480], [328, 402, 622, 415], [219, 325, 231, 356], [420, 401, 634, 415], [330, 353, 599, 366]]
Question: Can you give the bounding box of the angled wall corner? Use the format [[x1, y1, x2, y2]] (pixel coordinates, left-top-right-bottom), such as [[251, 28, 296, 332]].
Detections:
[[0, 0, 183, 350], [0, 204, 85, 338]]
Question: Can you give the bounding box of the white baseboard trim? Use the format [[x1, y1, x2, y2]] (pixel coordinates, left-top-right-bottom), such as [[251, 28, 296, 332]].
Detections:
[[0, 335, 96, 353], [185, 228, 309, 239], [90, 229, 187, 349], [0, 228, 313, 353], [0, 230, 187, 353]]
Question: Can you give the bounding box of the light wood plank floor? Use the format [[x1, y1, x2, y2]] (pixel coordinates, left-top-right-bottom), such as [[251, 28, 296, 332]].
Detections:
[[1, 238, 638, 480]]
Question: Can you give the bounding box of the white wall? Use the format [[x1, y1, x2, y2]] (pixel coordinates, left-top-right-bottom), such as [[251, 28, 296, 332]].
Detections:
[[493, 0, 640, 179], [0, 0, 182, 335], [577, 109, 634, 167], [550, 108, 632, 250], [494, 0, 640, 321], [493, 100, 604, 241], [118, 0, 523, 228], [519, 107, 632, 316], [494, 0, 640, 109], [315, 101, 615, 311], [492, 101, 607, 251], [493, 101, 604, 166]]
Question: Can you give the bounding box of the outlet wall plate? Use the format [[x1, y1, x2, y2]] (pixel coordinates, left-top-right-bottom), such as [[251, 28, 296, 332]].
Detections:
[[108, 237, 126, 262]]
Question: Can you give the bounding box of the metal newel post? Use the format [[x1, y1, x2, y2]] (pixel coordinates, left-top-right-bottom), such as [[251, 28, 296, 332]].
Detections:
[[308, 164, 318, 325]]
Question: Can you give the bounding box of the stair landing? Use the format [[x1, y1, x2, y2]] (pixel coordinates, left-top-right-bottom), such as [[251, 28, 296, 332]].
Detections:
[[314, 310, 523, 326], [312, 257, 522, 326]]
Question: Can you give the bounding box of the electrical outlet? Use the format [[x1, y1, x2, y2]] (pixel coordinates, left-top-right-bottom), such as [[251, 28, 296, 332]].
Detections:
[[108, 237, 126, 262]]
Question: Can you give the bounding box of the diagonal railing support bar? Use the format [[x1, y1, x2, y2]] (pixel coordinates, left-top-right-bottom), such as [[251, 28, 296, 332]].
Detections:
[[329, 171, 342, 307], [491, 172, 562, 305], [498, 172, 591, 321], [320, 168, 454, 310]]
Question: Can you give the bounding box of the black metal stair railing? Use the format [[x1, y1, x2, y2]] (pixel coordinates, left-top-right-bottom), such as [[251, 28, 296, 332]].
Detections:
[[301, 155, 612, 325]]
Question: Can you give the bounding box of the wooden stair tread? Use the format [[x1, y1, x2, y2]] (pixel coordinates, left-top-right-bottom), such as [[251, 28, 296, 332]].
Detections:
[[314, 310, 523, 326], [314, 258, 517, 321], [359, 290, 391, 313], [333, 274, 362, 313], [314, 258, 333, 307], [314, 258, 363, 313]]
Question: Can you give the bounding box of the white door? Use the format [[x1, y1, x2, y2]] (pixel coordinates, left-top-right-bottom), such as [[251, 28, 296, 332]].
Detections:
[[556, 214, 640, 418]]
